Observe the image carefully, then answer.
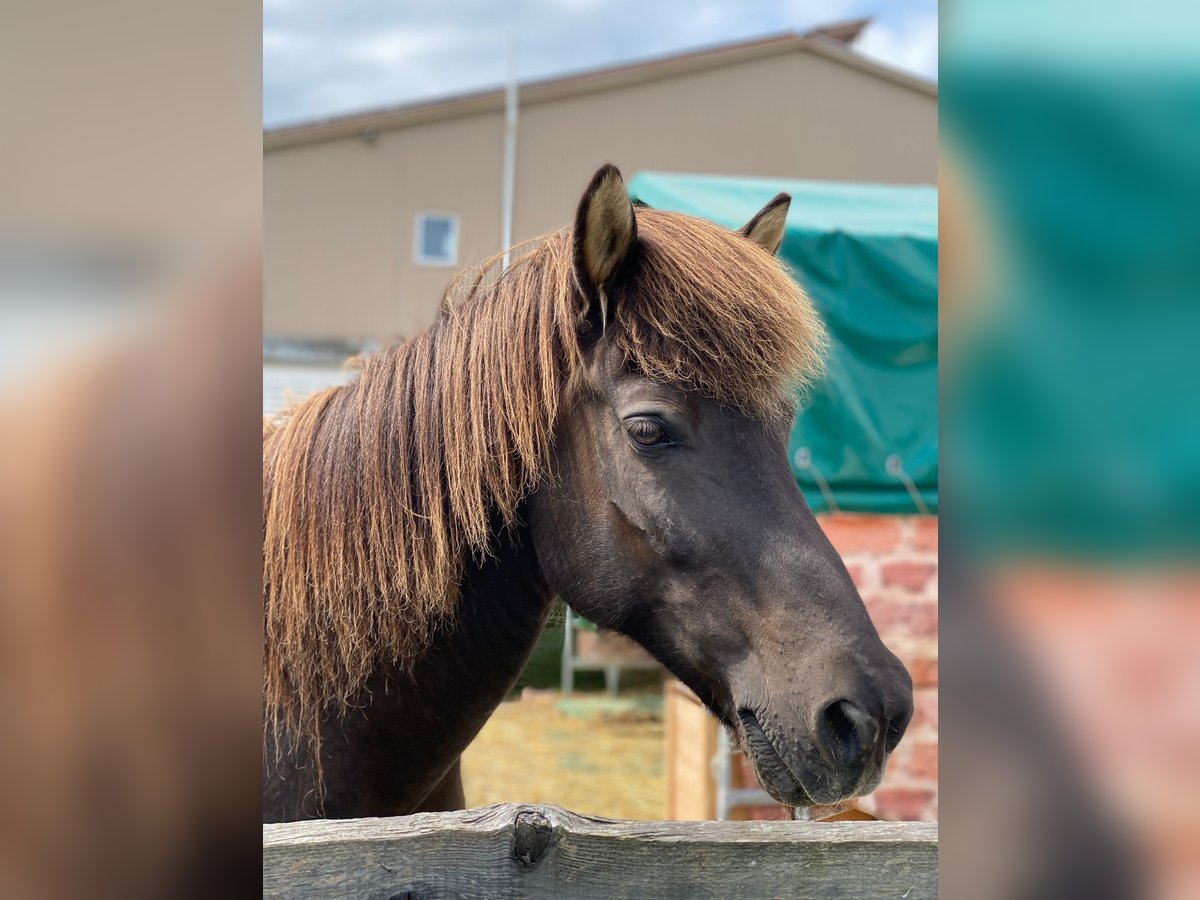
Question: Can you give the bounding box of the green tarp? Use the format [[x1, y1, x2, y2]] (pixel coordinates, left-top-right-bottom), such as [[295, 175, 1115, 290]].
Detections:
[[628, 172, 938, 515], [941, 71, 1200, 558]]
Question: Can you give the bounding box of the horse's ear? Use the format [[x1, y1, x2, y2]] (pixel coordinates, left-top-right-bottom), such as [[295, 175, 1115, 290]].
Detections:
[[739, 192, 791, 256], [573, 164, 637, 315]]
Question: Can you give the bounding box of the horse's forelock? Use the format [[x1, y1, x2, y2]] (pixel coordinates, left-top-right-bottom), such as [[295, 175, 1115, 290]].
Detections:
[[615, 208, 825, 419]]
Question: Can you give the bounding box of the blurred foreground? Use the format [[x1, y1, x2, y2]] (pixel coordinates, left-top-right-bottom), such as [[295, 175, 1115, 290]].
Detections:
[[941, 2, 1200, 897], [1, 4, 262, 898]]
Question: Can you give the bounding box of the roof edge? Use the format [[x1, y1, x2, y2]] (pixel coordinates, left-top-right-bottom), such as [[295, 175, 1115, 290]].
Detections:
[[799, 34, 938, 98], [264, 31, 936, 152]]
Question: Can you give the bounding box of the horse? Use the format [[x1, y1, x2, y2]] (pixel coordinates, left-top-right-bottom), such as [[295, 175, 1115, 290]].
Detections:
[[263, 164, 913, 822]]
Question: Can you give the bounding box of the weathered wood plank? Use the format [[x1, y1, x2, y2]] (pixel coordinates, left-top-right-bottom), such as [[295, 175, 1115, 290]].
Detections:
[[263, 803, 937, 899]]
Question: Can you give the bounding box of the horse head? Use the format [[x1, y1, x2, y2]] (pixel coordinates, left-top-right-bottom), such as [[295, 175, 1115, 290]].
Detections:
[[528, 165, 913, 807]]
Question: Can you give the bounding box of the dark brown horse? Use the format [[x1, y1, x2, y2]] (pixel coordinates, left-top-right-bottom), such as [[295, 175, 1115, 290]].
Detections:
[[263, 165, 912, 822]]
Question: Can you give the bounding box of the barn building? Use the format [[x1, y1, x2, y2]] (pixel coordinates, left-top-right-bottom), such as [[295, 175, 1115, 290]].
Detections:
[[263, 19, 937, 411]]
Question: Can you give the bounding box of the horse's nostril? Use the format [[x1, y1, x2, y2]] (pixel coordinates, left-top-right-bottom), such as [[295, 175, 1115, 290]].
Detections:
[[819, 699, 879, 768]]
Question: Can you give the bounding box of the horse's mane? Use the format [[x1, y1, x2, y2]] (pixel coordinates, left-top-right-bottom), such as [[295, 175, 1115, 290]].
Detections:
[[263, 208, 825, 773]]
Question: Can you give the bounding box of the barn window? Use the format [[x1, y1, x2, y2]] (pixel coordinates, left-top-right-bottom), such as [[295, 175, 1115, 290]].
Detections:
[[413, 212, 459, 266]]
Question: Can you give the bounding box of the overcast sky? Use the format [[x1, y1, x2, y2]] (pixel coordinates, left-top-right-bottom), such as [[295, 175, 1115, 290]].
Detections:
[[264, 1, 938, 128]]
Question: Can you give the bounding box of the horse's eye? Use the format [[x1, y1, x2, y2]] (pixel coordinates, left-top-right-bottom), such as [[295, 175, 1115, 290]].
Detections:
[[626, 417, 670, 447]]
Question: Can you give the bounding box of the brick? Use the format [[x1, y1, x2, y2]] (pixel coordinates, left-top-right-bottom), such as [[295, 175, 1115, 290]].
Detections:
[[863, 595, 939, 643], [881, 561, 937, 593], [910, 688, 939, 734], [905, 741, 938, 781], [732, 752, 758, 788], [844, 562, 869, 590], [911, 516, 939, 553], [869, 786, 937, 822], [908, 655, 938, 688], [818, 514, 904, 555]]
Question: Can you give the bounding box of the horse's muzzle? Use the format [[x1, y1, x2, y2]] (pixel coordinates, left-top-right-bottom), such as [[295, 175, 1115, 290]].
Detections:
[[736, 695, 909, 806], [737, 708, 815, 806]]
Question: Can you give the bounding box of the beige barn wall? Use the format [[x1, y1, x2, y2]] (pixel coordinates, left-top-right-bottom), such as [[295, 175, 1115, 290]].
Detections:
[[265, 51, 936, 342], [513, 51, 937, 242], [265, 111, 504, 341], [382, 111, 506, 339], [266, 137, 393, 340]]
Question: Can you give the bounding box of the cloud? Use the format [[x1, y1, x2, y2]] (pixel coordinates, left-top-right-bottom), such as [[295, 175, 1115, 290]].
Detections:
[[263, 1, 935, 127], [856, 13, 939, 80]]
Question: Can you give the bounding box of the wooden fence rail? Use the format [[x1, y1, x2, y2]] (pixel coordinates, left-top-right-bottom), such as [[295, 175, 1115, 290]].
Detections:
[[263, 802, 938, 899]]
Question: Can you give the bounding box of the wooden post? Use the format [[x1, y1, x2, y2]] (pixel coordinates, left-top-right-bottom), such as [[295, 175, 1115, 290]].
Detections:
[[264, 803, 938, 899], [665, 678, 719, 819]]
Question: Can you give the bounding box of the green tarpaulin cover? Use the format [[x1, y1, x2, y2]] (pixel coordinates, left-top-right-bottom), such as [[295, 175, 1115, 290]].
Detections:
[[628, 172, 938, 515]]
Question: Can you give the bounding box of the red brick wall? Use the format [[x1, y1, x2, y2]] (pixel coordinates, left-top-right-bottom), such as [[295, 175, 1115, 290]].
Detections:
[[823, 513, 938, 821], [738, 513, 939, 822]]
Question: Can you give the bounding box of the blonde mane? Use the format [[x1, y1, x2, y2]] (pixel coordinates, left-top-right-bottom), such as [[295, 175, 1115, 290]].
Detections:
[[263, 208, 826, 773]]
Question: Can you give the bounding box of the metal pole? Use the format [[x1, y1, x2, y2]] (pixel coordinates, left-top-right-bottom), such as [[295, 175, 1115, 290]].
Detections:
[[500, 33, 519, 270], [714, 728, 731, 820], [561, 606, 574, 694]]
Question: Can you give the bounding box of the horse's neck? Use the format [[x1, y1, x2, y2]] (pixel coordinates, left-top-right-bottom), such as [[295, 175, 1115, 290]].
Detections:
[[308, 519, 554, 818], [422, 520, 555, 709]]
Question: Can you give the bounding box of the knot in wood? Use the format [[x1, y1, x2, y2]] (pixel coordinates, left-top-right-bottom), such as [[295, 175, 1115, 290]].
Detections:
[[512, 809, 554, 869]]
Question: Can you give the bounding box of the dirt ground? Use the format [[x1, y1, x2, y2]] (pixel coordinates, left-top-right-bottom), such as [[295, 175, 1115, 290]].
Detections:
[[460, 689, 665, 820]]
